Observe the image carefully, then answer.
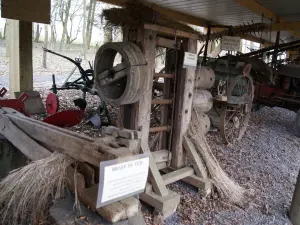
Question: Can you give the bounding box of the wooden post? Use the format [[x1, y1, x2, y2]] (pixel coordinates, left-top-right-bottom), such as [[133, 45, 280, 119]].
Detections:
[[171, 38, 197, 169], [9, 20, 33, 97], [290, 169, 300, 225]]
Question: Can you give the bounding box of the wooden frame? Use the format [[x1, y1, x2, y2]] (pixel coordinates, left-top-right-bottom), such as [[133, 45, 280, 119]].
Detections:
[[122, 24, 211, 218]]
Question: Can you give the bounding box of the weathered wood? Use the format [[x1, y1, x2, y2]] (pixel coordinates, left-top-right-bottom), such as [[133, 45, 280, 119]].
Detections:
[[156, 37, 178, 49], [128, 28, 169, 197], [153, 73, 175, 79], [171, 38, 197, 169], [14, 91, 46, 114], [2, 0, 50, 24], [156, 162, 168, 170], [117, 138, 140, 153], [79, 162, 95, 187], [140, 189, 180, 219], [66, 166, 86, 196], [119, 197, 140, 218], [151, 99, 173, 105], [144, 24, 198, 39], [0, 111, 51, 161], [192, 90, 213, 112], [183, 135, 208, 179], [9, 20, 33, 96], [162, 167, 194, 185], [290, 169, 300, 225], [152, 150, 171, 163], [194, 66, 215, 90], [149, 126, 171, 133]]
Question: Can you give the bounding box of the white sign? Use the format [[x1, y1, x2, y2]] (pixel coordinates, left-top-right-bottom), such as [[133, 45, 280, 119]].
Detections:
[[221, 36, 241, 51], [183, 52, 197, 67], [97, 154, 149, 208]]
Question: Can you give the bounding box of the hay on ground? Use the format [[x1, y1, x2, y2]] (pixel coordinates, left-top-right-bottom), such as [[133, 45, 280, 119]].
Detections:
[[0, 152, 74, 225], [186, 107, 246, 205]]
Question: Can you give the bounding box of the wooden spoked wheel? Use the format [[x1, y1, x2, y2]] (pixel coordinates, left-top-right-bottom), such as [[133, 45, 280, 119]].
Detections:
[[94, 42, 147, 105], [220, 75, 254, 144]]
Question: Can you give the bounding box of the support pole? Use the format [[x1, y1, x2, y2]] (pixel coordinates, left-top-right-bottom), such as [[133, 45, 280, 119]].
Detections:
[[202, 26, 211, 66], [271, 31, 280, 69], [290, 169, 300, 225], [171, 38, 197, 169], [9, 20, 33, 97]]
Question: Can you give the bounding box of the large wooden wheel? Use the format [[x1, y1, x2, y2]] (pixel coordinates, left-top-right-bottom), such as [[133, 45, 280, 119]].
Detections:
[[94, 42, 147, 105], [220, 73, 254, 144]]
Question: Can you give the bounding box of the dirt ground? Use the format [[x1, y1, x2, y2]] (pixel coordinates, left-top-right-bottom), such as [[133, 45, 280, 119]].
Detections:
[[0, 40, 299, 225]]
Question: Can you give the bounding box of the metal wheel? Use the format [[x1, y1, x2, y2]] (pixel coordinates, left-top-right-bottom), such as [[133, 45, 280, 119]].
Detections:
[[220, 74, 254, 144], [220, 103, 251, 144]]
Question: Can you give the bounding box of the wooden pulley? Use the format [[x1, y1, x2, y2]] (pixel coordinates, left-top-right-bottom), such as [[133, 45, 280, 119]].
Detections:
[[192, 90, 213, 112], [94, 42, 147, 105], [194, 66, 215, 89]]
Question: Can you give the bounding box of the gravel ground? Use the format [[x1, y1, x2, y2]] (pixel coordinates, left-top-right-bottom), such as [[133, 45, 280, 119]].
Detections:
[[0, 40, 299, 224]]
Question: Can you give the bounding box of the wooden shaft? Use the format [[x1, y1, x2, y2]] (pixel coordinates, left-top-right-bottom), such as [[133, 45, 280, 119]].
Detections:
[[153, 73, 175, 79], [290, 169, 300, 225], [151, 99, 173, 105], [149, 126, 172, 133]]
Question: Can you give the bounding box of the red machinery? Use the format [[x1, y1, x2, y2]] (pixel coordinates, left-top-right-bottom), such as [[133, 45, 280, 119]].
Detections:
[[0, 87, 30, 116]]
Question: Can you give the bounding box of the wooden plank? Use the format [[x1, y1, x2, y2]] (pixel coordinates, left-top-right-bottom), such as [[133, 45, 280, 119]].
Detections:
[[9, 20, 33, 96], [156, 37, 178, 49], [162, 167, 194, 185], [140, 189, 180, 219], [151, 99, 173, 105], [5, 113, 118, 166], [153, 73, 175, 79], [149, 126, 171, 133], [183, 135, 208, 179], [0, 111, 51, 161], [2, 0, 50, 24], [171, 38, 197, 169], [290, 169, 300, 225], [152, 150, 171, 163], [144, 24, 199, 40], [130, 28, 169, 197], [79, 162, 95, 187], [156, 162, 167, 170]]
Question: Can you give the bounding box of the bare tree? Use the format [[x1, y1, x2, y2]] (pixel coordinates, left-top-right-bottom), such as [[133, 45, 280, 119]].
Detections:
[[50, 0, 59, 48], [82, 0, 87, 60], [43, 25, 49, 68], [86, 0, 96, 49], [58, 0, 72, 51], [34, 23, 42, 43]]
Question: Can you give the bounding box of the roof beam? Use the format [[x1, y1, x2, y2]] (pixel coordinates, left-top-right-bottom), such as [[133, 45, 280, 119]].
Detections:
[[98, 0, 273, 44], [234, 0, 300, 37], [98, 0, 209, 27]]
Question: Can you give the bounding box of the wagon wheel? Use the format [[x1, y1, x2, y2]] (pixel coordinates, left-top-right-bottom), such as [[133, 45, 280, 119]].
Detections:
[[220, 74, 254, 144]]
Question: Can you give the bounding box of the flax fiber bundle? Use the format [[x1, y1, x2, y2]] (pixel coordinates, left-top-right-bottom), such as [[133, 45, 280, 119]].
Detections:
[[0, 153, 74, 225], [186, 108, 245, 204]]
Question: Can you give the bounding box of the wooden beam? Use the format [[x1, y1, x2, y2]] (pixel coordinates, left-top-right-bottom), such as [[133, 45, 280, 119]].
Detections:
[[234, 0, 300, 38], [98, 0, 209, 27], [8, 20, 33, 97], [162, 167, 194, 185], [270, 22, 300, 32]]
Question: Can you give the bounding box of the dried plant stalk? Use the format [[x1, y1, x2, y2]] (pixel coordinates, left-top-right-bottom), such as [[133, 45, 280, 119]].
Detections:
[[0, 152, 74, 225], [186, 108, 245, 204]]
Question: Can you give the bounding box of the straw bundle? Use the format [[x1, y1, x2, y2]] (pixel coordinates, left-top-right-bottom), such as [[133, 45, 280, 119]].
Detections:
[[0, 152, 74, 225], [186, 108, 245, 204], [102, 1, 197, 33]]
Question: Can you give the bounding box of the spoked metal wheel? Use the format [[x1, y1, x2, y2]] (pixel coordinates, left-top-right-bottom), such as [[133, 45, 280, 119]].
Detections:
[[220, 103, 251, 144], [220, 74, 254, 144]]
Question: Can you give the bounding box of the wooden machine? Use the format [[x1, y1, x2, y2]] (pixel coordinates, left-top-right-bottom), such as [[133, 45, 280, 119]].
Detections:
[[93, 25, 212, 217]]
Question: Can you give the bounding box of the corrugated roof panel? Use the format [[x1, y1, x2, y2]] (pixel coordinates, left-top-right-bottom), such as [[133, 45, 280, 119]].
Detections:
[[144, 0, 264, 26]]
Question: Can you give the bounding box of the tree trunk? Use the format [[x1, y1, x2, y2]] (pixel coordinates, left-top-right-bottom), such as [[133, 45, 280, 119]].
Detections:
[[59, 0, 72, 51], [82, 0, 87, 60], [290, 169, 300, 225], [43, 25, 49, 69], [34, 23, 41, 43], [5, 20, 10, 57], [86, 0, 96, 49]]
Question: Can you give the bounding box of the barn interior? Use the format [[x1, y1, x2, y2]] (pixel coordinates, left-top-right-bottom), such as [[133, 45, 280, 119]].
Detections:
[[0, 0, 300, 224]]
